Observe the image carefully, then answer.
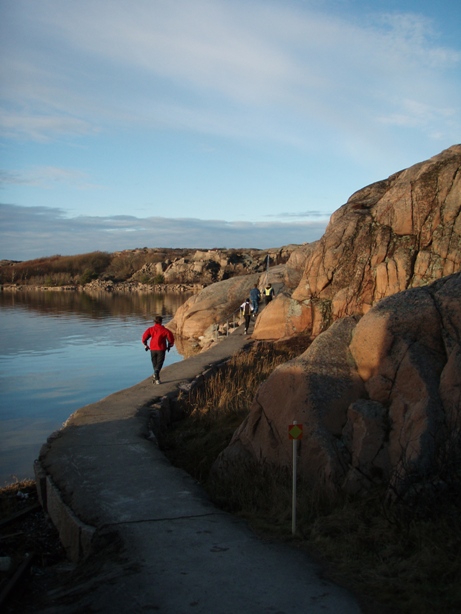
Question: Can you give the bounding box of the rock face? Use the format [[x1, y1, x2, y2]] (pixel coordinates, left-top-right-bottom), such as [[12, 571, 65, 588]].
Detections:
[[168, 243, 310, 339], [168, 265, 288, 341], [167, 273, 261, 341], [160, 247, 294, 285], [253, 145, 461, 340], [213, 273, 461, 498], [283, 241, 318, 290]]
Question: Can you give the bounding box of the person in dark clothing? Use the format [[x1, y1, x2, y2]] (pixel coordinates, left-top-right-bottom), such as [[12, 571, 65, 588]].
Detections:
[[249, 284, 261, 315], [142, 315, 175, 384], [264, 284, 275, 305], [240, 298, 253, 334]]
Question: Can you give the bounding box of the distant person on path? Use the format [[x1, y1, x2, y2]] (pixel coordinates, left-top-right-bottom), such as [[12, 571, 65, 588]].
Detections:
[[142, 315, 175, 385], [240, 298, 253, 334], [249, 284, 261, 316], [264, 284, 275, 305]]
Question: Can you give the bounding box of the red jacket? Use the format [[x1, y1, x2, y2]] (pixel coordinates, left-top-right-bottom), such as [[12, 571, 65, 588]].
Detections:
[[142, 324, 175, 351]]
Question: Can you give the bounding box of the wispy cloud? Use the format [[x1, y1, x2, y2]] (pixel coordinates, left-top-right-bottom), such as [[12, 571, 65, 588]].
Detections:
[[377, 98, 458, 129], [0, 109, 98, 142], [268, 210, 332, 219], [0, 204, 327, 260], [1, 0, 459, 147], [0, 167, 100, 189]]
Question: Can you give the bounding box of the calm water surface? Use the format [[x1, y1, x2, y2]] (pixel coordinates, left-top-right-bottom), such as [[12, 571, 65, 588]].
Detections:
[[0, 290, 191, 486]]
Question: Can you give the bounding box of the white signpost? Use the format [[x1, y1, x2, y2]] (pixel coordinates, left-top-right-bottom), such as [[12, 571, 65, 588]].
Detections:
[[288, 421, 303, 535]]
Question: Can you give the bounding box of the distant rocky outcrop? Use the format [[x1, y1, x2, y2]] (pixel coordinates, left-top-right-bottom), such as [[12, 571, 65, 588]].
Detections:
[[212, 273, 461, 499], [138, 247, 295, 286], [0, 246, 297, 293], [253, 145, 461, 340]]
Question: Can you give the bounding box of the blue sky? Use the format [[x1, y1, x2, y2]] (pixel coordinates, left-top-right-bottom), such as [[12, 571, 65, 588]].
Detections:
[[1, 0, 460, 260]]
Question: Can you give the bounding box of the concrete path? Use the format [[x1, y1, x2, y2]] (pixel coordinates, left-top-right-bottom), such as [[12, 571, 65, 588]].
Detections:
[[34, 319, 362, 613]]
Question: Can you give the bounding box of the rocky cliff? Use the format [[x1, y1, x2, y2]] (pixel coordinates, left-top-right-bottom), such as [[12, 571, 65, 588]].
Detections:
[[169, 146, 460, 343], [253, 144, 461, 339], [213, 273, 461, 499], [172, 145, 461, 502]]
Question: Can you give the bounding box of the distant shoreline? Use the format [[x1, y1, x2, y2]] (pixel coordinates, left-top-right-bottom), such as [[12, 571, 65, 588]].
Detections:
[[0, 281, 204, 294]]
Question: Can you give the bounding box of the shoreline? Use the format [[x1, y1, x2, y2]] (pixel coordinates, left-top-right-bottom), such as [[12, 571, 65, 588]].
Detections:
[[0, 281, 204, 294]]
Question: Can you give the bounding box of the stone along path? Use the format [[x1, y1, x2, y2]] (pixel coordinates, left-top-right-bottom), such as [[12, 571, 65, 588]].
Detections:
[[34, 320, 361, 613]]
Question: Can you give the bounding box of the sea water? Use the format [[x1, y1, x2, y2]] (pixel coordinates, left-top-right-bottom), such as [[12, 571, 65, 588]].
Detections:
[[0, 290, 191, 486]]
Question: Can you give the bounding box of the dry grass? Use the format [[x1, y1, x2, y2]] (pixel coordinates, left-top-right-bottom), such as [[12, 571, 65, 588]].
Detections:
[[301, 489, 461, 613], [163, 337, 310, 482], [0, 478, 36, 519], [163, 337, 461, 614]]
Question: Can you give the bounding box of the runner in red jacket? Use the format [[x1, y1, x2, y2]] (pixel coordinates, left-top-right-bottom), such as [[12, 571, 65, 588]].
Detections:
[[142, 315, 175, 385]]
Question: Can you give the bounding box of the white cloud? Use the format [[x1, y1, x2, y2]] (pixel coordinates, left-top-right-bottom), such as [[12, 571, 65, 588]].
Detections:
[[0, 204, 327, 260], [268, 210, 331, 219], [1, 0, 459, 147]]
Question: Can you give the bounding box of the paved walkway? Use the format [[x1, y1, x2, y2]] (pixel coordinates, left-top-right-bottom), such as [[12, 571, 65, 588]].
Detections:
[[35, 319, 362, 613]]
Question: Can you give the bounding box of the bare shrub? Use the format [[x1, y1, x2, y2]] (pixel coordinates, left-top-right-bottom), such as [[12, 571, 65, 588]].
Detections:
[[0, 252, 111, 285]]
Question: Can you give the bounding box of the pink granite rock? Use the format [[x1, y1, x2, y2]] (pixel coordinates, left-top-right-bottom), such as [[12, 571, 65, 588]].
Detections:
[[168, 274, 260, 340], [213, 273, 461, 499], [254, 145, 461, 340]]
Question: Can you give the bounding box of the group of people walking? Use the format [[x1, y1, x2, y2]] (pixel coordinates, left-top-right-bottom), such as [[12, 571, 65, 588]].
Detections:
[[142, 282, 276, 384], [240, 283, 275, 334]]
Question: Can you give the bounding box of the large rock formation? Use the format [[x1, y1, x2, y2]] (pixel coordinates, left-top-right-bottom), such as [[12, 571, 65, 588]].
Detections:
[[253, 145, 461, 340], [167, 273, 261, 341], [158, 247, 294, 285], [213, 273, 461, 498], [168, 265, 288, 341]]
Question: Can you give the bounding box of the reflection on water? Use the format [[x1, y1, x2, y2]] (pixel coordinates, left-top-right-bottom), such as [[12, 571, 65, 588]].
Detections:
[[0, 289, 189, 320], [0, 290, 192, 486]]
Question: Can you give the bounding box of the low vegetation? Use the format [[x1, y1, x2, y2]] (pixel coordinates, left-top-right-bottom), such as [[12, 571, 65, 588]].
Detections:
[[0, 246, 272, 287], [162, 338, 461, 614], [0, 248, 192, 286]]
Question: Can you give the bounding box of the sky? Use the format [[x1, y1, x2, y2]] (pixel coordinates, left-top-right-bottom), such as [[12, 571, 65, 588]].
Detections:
[[1, 0, 460, 261]]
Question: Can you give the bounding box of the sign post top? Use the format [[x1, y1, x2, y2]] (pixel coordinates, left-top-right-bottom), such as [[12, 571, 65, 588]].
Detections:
[[288, 423, 303, 440]]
